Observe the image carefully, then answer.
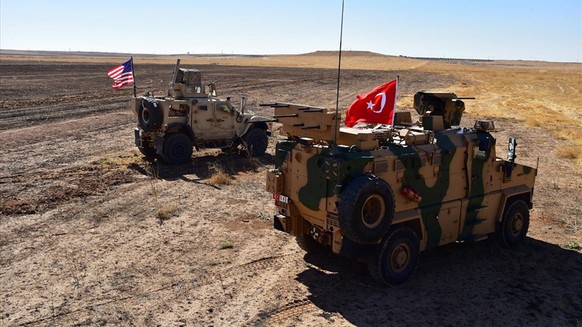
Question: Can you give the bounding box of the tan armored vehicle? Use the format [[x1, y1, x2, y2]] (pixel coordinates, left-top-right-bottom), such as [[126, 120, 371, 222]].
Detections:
[[265, 91, 537, 285], [133, 60, 274, 164]]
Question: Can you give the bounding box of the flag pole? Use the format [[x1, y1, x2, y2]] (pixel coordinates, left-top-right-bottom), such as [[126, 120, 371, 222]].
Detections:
[[333, 0, 345, 148], [131, 56, 137, 98], [391, 75, 399, 127]]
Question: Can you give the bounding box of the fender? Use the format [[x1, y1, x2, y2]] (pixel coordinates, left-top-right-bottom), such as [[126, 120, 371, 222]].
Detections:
[[155, 123, 195, 155], [496, 184, 533, 222], [239, 118, 272, 137], [166, 122, 195, 141]]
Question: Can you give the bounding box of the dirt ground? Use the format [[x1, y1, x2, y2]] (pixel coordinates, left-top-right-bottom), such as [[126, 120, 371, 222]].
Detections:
[[1, 54, 581, 326]]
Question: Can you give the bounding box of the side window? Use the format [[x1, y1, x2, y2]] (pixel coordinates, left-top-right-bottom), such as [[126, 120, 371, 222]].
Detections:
[[218, 104, 231, 113], [198, 105, 208, 111]]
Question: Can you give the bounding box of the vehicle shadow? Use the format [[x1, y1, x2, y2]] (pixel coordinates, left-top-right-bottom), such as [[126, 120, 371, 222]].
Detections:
[[297, 237, 582, 326], [128, 151, 274, 184]]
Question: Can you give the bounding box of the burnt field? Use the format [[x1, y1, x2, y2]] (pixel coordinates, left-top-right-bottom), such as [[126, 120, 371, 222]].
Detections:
[[1, 57, 581, 326]]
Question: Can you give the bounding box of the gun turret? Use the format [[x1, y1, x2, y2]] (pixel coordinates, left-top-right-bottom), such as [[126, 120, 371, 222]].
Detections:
[[168, 59, 204, 99], [413, 91, 471, 128]]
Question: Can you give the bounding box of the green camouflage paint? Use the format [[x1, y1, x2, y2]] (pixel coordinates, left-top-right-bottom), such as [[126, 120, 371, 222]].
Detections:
[[274, 140, 297, 168], [298, 150, 336, 211], [298, 149, 372, 211], [398, 132, 458, 248], [460, 131, 492, 240]]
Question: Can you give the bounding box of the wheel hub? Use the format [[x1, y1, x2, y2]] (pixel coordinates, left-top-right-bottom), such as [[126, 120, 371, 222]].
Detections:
[[511, 214, 523, 236], [361, 194, 385, 229], [390, 244, 410, 272]]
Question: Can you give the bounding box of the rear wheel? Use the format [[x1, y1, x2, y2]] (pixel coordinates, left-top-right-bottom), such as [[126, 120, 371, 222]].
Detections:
[[161, 134, 193, 164], [243, 128, 268, 157], [368, 226, 420, 285], [496, 200, 530, 247]]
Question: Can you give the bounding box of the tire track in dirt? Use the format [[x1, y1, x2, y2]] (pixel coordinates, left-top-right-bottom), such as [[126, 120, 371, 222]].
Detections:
[[16, 252, 304, 326], [0, 93, 127, 111], [0, 163, 136, 215], [249, 298, 319, 327], [0, 98, 129, 131]]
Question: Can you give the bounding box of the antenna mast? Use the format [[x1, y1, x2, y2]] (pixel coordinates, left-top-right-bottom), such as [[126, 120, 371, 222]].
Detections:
[[333, 0, 345, 147]]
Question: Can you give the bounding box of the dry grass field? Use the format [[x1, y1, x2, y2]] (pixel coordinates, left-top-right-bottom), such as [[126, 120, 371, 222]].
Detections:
[[1, 50, 581, 326]]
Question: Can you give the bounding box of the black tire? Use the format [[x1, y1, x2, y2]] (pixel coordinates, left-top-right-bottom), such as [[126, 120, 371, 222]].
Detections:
[[496, 200, 530, 247], [161, 134, 193, 164], [368, 226, 420, 285], [338, 175, 395, 244], [243, 128, 268, 157], [138, 99, 163, 131]]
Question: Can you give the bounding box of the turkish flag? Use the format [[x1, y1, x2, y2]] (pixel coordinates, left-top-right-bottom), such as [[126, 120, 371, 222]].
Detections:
[[344, 79, 398, 127]]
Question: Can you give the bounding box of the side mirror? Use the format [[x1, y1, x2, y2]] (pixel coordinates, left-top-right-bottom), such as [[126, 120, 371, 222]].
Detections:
[[240, 96, 247, 115], [507, 137, 517, 163]]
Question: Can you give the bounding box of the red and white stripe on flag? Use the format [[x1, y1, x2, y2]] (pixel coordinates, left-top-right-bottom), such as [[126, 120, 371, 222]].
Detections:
[[107, 59, 134, 89]]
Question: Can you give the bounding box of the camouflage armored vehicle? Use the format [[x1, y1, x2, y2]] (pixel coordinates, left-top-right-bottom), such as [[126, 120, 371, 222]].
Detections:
[[265, 91, 537, 285], [133, 60, 274, 164]]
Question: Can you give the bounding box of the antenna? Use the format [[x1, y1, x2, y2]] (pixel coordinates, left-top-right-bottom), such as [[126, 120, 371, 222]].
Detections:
[[333, 0, 345, 147]]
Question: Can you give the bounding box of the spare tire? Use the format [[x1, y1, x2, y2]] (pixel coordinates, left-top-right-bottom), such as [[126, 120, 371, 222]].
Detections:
[[338, 174, 395, 244], [138, 99, 163, 131]]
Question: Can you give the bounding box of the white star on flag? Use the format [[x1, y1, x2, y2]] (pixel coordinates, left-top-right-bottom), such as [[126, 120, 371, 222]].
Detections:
[[366, 100, 374, 110]]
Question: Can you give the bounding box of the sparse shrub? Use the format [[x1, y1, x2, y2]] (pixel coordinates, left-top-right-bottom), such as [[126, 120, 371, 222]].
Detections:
[[157, 204, 180, 221], [220, 241, 234, 249], [565, 241, 581, 250], [557, 146, 581, 160], [556, 146, 582, 173], [208, 164, 232, 185], [257, 212, 270, 220]]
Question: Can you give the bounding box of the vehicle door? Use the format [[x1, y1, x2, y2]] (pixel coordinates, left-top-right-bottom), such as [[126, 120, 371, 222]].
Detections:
[[211, 101, 237, 140], [192, 102, 215, 139], [421, 201, 462, 249]]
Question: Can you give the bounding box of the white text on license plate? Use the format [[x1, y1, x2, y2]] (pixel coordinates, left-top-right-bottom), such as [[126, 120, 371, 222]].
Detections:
[[272, 194, 289, 203]]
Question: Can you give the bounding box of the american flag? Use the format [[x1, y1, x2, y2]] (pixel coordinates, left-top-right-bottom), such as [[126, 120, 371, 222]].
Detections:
[[107, 59, 134, 89]]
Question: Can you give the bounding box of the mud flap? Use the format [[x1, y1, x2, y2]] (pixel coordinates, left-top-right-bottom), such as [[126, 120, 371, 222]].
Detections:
[[134, 128, 141, 147], [273, 214, 286, 231], [339, 236, 377, 260], [156, 135, 164, 155]]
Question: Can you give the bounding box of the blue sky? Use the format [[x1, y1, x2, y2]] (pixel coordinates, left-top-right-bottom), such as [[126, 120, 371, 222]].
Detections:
[[1, 0, 580, 62]]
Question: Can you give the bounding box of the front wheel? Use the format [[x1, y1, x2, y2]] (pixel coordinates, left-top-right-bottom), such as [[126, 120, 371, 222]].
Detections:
[[243, 128, 268, 157], [368, 226, 420, 285], [161, 134, 193, 164], [496, 200, 530, 247]]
